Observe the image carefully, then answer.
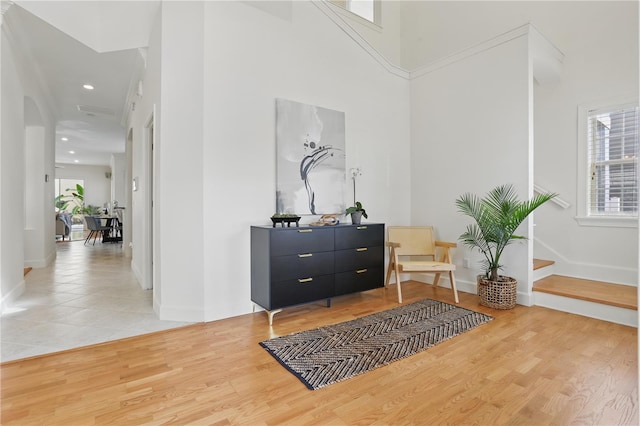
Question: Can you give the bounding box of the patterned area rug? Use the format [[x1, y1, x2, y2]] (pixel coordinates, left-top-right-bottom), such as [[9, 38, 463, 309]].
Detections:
[[260, 299, 493, 390]]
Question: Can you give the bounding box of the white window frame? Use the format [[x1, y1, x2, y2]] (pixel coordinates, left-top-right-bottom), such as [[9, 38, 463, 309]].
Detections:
[[327, 0, 382, 30], [576, 95, 639, 228]]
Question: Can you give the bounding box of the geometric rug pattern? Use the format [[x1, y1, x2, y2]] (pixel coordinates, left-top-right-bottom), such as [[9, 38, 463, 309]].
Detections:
[[260, 299, 493, 390]]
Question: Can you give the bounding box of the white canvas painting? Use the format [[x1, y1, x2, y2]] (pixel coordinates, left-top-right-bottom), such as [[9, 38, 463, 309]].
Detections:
[[276, 99, 346, 215]]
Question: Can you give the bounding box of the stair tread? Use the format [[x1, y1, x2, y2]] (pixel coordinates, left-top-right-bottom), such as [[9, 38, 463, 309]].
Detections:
[[533, 275, 637, 310], [533, 258, 555, 270]]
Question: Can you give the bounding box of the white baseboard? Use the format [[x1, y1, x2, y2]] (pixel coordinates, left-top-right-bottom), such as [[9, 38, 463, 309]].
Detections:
[[534, 292, 638, 327], [516, 291, 535, 307], [24, 249, 55, 269], [416, 274, 536, 308], [413, 273, 477, 295], [1, 279, 26, 315], [534, 238, 637, 286], [156, 303, 203, 323], [131, 260, 144, 289]]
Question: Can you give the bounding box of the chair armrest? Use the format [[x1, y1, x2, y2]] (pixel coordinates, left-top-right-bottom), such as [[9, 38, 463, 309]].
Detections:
[[435, 241, 456, 263], [386, 241, 400, 248], [435, 241, 457, 248]]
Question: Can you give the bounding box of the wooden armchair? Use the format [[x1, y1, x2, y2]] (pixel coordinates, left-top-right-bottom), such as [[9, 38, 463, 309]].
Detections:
[[385, 226, 459, 304]]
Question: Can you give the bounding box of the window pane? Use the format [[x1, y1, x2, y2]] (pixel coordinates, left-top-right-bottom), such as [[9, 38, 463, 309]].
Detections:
[[330, 0, 376, 24], [349, 0, 374, 22], [588, 105, 638, 216], [57, 179, 84, 214]]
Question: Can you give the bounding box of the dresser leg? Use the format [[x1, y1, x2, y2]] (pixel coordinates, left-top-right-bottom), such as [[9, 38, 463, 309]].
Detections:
[[326, 298, 331, 308], [266, 309, 283, 326]]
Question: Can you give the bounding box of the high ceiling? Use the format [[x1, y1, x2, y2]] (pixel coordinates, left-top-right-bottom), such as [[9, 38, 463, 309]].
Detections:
[[7, 1, 159, 166]]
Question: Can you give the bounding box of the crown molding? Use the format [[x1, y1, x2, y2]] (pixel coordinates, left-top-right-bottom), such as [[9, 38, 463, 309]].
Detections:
[[311, 0, 410, 80], [312, 3, 564, 85], [410, 24, 533, 79]]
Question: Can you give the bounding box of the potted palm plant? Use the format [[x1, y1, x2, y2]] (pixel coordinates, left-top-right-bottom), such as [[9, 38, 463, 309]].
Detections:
[[455, 184, 556, 309]]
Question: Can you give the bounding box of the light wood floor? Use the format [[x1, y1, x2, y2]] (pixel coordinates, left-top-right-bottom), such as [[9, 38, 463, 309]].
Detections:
[[534, 275, 638, 310], [1, 281, 638, 425], [533, 258, 555, 270]]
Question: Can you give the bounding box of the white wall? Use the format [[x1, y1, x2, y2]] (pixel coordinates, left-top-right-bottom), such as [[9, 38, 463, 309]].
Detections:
[[55, 164, 112, 210], [110, 153, 125, 208], [1, 7, 57, 311], [155, 1, 205, 321], [134, 2, 409, 320], [402, 1, 638, 286], [1, 18, 26, 311], [531, 2, 638, 285], [128, 7, 161, 296], [24, 125, 48, 268], [410, 33, 534, 302], [324, 0, 405, 67]]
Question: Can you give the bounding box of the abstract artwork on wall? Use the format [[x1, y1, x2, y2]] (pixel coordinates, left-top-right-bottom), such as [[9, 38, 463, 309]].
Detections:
[[276, 98, 346, 215]]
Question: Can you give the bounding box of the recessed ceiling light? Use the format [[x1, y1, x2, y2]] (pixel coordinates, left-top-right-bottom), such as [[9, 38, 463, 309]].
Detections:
[[83, 84, 94, 90], [74, 160, 79, 163], [61, 137, 68, 141], [69, 151, 75, 154]]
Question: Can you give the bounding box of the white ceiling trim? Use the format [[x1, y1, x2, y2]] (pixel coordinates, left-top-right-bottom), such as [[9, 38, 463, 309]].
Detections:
[[15, 0, 159, 53], [312, 3, 564, 86], [311, 0, 410, 80], [411, 24, 541, 80]]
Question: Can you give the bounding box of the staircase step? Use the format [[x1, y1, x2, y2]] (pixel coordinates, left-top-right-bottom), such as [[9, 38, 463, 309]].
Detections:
[[533, 275, 637, 311], [533, 258, 555, 270]]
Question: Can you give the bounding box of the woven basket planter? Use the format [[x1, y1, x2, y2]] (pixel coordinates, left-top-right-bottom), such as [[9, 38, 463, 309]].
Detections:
[[477, 275, 518, 309]]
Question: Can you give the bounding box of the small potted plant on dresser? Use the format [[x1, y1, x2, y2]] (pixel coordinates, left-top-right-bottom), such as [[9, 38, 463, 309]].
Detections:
[[455, 184, 556, 309], [346, 201, 367, 225]]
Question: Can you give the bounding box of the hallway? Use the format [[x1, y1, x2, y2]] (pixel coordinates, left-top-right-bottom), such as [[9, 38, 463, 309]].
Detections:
[[1, 241, 192, 362]]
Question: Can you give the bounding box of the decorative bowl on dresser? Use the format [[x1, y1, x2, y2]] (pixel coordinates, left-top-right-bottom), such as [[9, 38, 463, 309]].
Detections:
[[251, 223, 385, 325]]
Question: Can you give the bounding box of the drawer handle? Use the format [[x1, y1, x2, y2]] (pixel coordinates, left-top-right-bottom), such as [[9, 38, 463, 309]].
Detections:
[[298, 229, 313, 233], [298, 253, 313, 258], [356, 247, 368, 252], [356, 269, 368, 274], [356, 226, 368, 230], [298, 278, 313, 283]]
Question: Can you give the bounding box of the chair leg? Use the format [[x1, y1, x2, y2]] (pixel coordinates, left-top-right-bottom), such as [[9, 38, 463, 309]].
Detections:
[[394, 265, 403, 304], [449, 271, 459, 303], [84, 230, 94, 246], [385, 260, 394, 287], [433, 272, 441, 287]]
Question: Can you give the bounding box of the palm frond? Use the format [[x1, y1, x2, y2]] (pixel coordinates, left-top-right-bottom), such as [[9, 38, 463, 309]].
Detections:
[[456, 184, 556, 278]]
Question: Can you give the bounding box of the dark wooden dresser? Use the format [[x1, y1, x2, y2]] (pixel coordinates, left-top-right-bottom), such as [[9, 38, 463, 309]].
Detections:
[[251, 223, 384, 324]]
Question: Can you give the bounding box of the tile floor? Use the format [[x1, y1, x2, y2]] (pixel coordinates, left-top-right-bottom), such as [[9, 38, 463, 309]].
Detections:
[[1, 240, 192, 362]]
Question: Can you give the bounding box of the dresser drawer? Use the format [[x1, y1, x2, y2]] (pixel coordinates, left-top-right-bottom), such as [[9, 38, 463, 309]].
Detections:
[[271, 275, 334, 308], [334, 246, 384, 273], [334, 224, 384, 250], [270, 227, 334, 256], [334, 266, 383, 296], [271, 251, 334, 282]]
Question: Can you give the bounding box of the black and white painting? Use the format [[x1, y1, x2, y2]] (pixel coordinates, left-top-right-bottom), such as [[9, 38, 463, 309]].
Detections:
[[276, 99, 345, 215]]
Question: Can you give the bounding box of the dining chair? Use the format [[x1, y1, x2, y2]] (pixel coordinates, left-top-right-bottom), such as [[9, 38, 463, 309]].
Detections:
[[84, 216, 110, 246]]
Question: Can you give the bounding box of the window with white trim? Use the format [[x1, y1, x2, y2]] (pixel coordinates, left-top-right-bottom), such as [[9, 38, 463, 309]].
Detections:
[[587, 104, 638, 218], [329, 0, 379, 25]]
